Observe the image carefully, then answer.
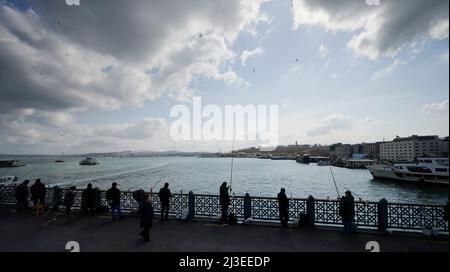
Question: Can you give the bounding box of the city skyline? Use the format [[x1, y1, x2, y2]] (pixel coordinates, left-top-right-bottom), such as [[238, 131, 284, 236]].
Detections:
[[0, 0, 449, 154]]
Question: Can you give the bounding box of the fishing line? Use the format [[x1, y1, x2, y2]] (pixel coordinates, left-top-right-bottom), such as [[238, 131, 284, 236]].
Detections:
[[17, 163, 42, 181], [150, 173, 169, 192], [229, 135, 236, 214], [328, 165, 341, 199], [0, 167, 13, 178]]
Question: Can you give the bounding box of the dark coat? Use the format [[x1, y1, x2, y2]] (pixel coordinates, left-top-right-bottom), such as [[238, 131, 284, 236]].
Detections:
[[105, 187, 121, 205], [30, 182, 46, 201], [140, 201, 154, 228], [339, 196, 355, 220], [64, 191, 75, 207], [158, 187, 172, 205], [220, 185, 230, 207], [15, 183, 29, 201], [82, 188, 96, 206], [277, 192, 289, 210]]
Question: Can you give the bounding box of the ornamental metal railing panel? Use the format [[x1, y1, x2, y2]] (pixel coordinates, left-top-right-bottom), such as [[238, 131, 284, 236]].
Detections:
[[387, 203, 448, 232], [0, 185, 447, 232], [315, 199, 341, 225]]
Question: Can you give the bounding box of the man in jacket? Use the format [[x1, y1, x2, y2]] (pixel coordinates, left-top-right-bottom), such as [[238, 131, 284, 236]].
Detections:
[[277, 188, 289, 227], [30, 179, 46, 207], [15, 180, 30, 212], [220, 182, 231, 223], [158, 183, 173, 221], [106, 182, 122, 221], [339, 191, 355, 234], [81, 183, 96, 216], [140, 194, 154, 242]]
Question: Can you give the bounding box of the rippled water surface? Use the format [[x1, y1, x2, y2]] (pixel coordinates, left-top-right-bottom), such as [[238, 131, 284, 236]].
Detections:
[[1, 157, 448, 205]]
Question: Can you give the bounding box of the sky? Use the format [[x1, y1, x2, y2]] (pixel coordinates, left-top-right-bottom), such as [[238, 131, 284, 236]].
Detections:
[[0, 0, 448, 154]]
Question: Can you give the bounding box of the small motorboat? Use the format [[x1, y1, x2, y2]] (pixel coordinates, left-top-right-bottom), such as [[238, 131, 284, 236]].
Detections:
[[79, 158, 100, 166], [317, 160, 330, 166]]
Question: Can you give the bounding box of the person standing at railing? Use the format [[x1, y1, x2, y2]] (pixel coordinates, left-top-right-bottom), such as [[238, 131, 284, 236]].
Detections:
[[140, 194, 154, 242], [339, 191, 355, 234], [106, 182, 122, 221], [158, 183, 173, 221], [30, 179, 46, 208], [15, 180, 30, 212], [220, 182, 231, 223], [64, 186, 76, 222], [81, 183, 96, 216], [277, 188, 289, 227], [133, 189, 145, 215]]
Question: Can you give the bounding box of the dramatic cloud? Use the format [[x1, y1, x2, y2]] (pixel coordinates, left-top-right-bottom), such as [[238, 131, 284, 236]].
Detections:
[[421, 99, 449, 115], [371, 59, 407, 80], [240, 47, 265, 65], [0, 0, 268, 114], [0, 0, 271, 153], [307, 113, 353, 136], [292, 0, 449, 60]]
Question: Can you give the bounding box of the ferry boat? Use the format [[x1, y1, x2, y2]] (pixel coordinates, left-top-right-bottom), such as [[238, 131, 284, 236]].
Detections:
[[0, 160, 26, 168], [0, 175, 18, 186], [79, 158, 100, 165], [367, 158, 449, 185]]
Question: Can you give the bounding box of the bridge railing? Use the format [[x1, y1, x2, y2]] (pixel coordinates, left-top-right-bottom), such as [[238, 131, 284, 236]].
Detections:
[[0, 185, 447, 233]]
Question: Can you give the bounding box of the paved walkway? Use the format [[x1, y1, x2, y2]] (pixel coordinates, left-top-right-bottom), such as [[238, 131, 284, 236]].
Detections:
[[0, 208, 448, 252]]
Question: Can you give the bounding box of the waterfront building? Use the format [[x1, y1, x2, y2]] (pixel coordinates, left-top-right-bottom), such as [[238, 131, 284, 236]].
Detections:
[[379, 135, 449, 162], [346, 159, 377, 169], [330, 143, 353, 161]]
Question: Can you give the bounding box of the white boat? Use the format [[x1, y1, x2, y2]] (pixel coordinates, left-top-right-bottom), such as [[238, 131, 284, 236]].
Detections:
[[79, 158, 100, 166], [0, 175, 19, 186], [367, 158, 449, 185]]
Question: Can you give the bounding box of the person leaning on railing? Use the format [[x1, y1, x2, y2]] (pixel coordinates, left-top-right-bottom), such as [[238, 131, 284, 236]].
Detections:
[[14, 180, 30, 212], [219, 182, 231, 223], [277, 188, 289, 227], [339, 191, 355, 234], [158, 183, 173, 222], [106, 182, 122, 221]]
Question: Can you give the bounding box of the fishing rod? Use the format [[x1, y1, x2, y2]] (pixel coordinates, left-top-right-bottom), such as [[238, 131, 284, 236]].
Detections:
[[229, 135, 236, 214], [328, 165, 341, 199], [229, 135, 235, 192], [342, 186, 368, 204], [17, 163, 42, 181], [150, 173, 169, 192]]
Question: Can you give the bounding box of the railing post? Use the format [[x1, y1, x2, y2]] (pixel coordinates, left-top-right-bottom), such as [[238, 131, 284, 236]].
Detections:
[[188, 191, 195, 219], [244, 193, 251, 220], [378, 198, 388, 232], [52, 186, 62, 211], [307, 195, 315, 226]]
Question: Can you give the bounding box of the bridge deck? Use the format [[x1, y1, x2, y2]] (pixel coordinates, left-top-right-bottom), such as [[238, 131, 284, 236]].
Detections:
[[0, 208, 448, 252]]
